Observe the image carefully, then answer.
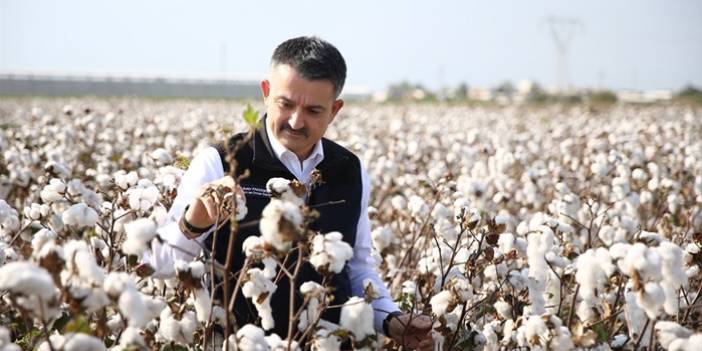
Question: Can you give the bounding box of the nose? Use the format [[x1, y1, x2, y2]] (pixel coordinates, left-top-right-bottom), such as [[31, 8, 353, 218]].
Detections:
[[288, 110, 304, 130]]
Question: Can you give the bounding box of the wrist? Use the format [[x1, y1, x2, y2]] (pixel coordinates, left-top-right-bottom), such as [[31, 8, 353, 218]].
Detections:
[[179, 205, 213, 239], [185, 200, 213, 228]]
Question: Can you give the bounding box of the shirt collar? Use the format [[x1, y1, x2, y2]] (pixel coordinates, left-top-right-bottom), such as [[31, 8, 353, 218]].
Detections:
[[266, 123, 325, 164]]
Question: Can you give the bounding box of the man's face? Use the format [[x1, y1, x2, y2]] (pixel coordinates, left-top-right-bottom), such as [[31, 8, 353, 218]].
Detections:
[[261, 64, 344, 160]]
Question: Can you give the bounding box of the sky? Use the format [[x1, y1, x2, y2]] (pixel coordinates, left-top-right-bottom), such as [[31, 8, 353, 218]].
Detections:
[[1, 0, 701, 92]]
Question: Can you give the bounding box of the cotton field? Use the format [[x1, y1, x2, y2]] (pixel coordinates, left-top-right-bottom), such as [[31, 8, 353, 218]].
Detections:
[[0, 98, 701, 350]]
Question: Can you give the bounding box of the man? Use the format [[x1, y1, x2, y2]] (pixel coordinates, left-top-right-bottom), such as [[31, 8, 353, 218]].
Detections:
[[146, 36, 433, 350]]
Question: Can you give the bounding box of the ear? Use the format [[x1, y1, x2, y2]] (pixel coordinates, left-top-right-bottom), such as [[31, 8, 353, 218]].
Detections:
[[329, 99, 344, 122], [260, 79, 270, 102]]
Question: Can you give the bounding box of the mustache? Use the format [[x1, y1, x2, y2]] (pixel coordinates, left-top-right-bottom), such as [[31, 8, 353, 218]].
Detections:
[[280, 123, 308, 137]]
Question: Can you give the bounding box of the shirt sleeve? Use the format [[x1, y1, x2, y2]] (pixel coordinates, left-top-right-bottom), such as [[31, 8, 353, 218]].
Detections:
[[345, 161, 400, 335], [142, 146, 224, 278]]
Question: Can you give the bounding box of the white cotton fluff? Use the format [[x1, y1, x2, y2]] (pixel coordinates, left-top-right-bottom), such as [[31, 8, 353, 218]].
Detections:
[[262, 256, 277, 279], [122, 218, 157, 256], [266, 333, 300, 350], [31, 228, 57, 252], [242, 235, 263, 257], [126, 180, 160, 212], [312, 328, 342, 351], [119, 288, 149, 328], [117, 327, 147, 350], [40, 178, 66, 203], [430, 290, 453, 316], [575, 248, 615, 309], [150, 148, 173, 165], [526, 226, 554, 315], [494, 299, 512, 319], [0, 261, 56, 300], [431, 203, 452, 220], [298, 282, 325, 331], [435, 217, 458, 242], [516, 315, 549, 348], [61, 202, 98, 228], [658, 241, 689, 315], [63, 240, 104, 284], [114, 170, 139, 190], [242, 268, 277, 330], [408, 195, 429, 218], [259, 199, 303, 252], [157, 308, 197, 344], [340, 296, 375, 341], [310, 231, 354, 274], [193, 287, 212, 322], [37, 333, 106, 351], [371, 226, 393, 252], [655, 321, 692, 349], [390, 195, 407, 210], [266, 177, 304, 205], [103, 272, 136, 299], [223, 324, 268, 351]]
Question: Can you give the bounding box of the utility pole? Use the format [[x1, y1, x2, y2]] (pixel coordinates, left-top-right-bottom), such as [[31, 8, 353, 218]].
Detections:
[[546, 16, 583, 94]]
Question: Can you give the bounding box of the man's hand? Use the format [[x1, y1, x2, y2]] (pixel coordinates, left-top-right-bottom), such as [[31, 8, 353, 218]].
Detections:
[[185, 176, 245, 230], [388, 313, 434, 351]]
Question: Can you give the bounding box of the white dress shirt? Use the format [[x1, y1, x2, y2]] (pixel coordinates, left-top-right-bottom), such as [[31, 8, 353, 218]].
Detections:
[[144, 128, 399, 334]]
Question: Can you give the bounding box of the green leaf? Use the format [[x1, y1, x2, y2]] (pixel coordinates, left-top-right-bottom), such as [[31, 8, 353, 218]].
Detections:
[[65, 315, 91, 334], [173, 152, 190, 170], [593, 322, 609, 342], [242, 103, 261, 129]]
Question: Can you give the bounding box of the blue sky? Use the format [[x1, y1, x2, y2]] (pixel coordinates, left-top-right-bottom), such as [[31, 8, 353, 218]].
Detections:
[[1, 0, 700, 92]]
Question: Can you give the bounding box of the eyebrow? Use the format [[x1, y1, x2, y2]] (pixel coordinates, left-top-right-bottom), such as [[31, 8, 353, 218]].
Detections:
[[275, 96, 326, 111]]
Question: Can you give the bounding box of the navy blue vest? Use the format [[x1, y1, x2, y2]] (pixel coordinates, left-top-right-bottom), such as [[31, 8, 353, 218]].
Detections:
[[207, 123, 363, 338]]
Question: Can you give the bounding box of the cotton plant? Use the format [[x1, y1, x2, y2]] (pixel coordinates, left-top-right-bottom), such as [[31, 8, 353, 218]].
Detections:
[[1, 101, 702, 350]]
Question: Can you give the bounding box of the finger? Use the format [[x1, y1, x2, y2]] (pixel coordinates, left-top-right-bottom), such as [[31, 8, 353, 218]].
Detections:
[[409, 315, 433, 331], [417, 338, 434, 351]]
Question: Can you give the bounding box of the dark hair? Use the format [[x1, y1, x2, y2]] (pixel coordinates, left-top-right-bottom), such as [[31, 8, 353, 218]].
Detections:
[[271, 36, 347, 98]]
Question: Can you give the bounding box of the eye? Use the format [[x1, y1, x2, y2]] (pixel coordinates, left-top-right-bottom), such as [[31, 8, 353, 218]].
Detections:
[[277, 100, 293, 110]]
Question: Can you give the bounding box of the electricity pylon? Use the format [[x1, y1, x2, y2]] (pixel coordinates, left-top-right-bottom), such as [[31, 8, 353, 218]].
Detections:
[[546, 16, 583, 94]]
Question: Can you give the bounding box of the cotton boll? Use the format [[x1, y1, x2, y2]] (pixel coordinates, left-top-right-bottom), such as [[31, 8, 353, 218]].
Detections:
[[265, 333, 300, 350], [340, 296, 375, 341], [241, 268, 277, 331], [494, 299, 512, 319], [114, 170, 139, 190], [103, 272, 136, 299], [62, 240, 104, 285], [0, 261, 57, 302], [655, 321, 692, 349], [225, 324, 268, 351], [390, 195, 407, 211], [116, 327, 147, 350], [43, 333, 106, 351], [259, 199, 303, 253], [639, 282, 665, 319], [408, 195, 429, 218], [40, 178, 66, 203], [61, 202, 98, 228], [150, 148, 172, 166], [310, 231, 353, 274], [371, 226, 393, 252], [193, 288, 211, 323], [242, 235, 263, 257], [430, 290, 454, 316], [119, 289, 149, 328], [312, 328, 342, 351], [122, 218, 157, 256]]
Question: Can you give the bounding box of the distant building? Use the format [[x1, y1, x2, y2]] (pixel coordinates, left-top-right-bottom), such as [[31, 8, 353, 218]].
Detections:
[[0, 71, 261, 99], [468, 87, 493, 102], [616, 90, 673, 103]]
